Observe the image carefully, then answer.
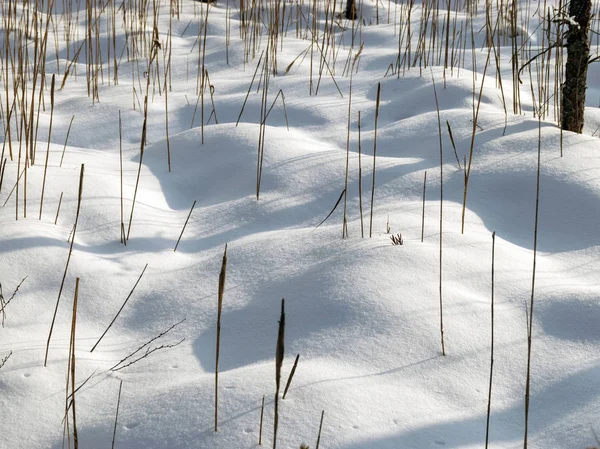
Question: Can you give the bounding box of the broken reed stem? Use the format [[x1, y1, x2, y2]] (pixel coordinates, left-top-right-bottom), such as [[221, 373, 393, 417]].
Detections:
[[524, 114, 543, 449], [60, 115, 75, 167], [39, 74, 56, 220], [358, 111, 363, 238], [111, 380, 123, 449], [485, 231, 495, 449], [431, 71, 445, 356], [259, 395, 265, 446], [282, 354, 299, 399], [69, 277, 80, 449], [215, 243, 228, 432], [369, 83, 381, 238], [45, 164, 85, 367], [273, 298, 285, 449], [445, 120, 461, 170], [315, 189, 346, 229], [55, 192, 64, 224], [315, 410, 325, 449], [174, 200, 197, 252], [90, 263, 149, 352], [421, 171, 427, 242]]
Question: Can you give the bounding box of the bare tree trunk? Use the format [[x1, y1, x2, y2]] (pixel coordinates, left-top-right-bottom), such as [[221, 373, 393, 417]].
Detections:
[[345, 0, 356, 20], [562, 0, 591, 133]]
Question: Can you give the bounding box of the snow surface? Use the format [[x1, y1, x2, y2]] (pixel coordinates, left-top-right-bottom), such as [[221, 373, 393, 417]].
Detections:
[[1, 0, 600, 448]]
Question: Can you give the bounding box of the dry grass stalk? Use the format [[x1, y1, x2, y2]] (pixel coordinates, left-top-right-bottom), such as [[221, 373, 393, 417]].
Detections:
[[45, 164, 85, 367], [431, 71, 445, 356], [369, 83, 381, 238], [174, 200, 197, 252], [215, 244, 228, 432], [282, 354, 300, 399], [55, 192, 64, 225], [60, 115, 75, 168], [111, 380, 124, 449], [90, 263, 149, 353], [119, 111, 125, 244], [273, 298, 285, 449], [485, 231, 496, 448], [69, 277, 80, 449], [462, 30, 494, 234], [236, 50, 265, 126], [524, 114, 543, 449], [315, 410, 325, 449], [421, 171, 427, 242], [358, 111, 364, 238], [343, 48, 362, 239], [0, 158, 6, 194], [39, 74, 56, 220], [259, 395, 265, 445], [445, 120, 461, 170]]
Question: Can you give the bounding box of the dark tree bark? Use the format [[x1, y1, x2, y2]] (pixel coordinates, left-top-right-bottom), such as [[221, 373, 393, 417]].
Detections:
[[345, 0, 356, 20], [562, 0, 591, 133]]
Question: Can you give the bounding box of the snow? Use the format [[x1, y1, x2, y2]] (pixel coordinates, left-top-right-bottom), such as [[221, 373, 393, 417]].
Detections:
[[1, 0, 600, 448]]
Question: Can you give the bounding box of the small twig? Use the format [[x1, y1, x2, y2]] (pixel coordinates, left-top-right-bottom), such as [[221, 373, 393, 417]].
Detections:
[[111, 339, 185, 371], [517, 43, 559, 84], [390, 233, 404, 245], [0, 351, 12, 369], [469, 119, 484, 131], [110, 319, 186, 371], [0, 276, 28, 327]]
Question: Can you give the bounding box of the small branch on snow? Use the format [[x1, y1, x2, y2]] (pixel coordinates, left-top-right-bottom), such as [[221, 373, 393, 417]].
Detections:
[[0, 276, 28, 327], [0, 351, 12, 369], [111, 339, 185, 372], [109, 319, 186, 371]]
